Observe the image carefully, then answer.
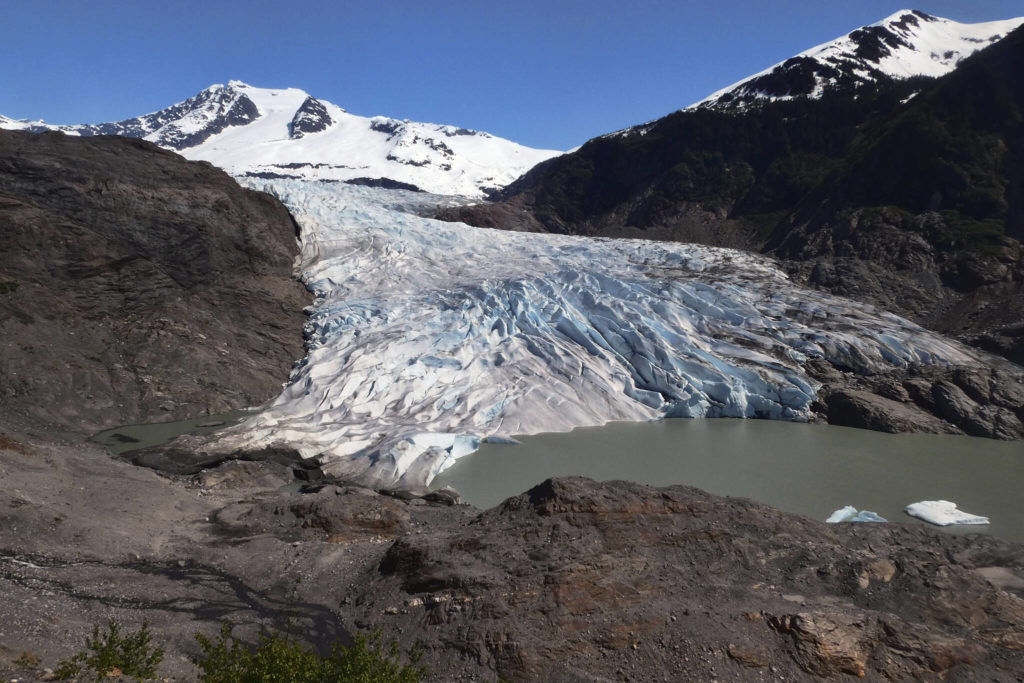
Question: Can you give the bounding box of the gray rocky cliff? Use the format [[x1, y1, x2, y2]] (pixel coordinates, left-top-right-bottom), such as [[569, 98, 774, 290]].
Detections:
[[0, 130, 309, 433]]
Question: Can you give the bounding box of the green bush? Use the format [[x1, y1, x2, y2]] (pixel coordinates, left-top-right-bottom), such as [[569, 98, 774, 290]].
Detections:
[[54, 620, 163, 681], [194, 621, 425, 683], [14, 651, 39, 668], [0, 280, 18, 295]]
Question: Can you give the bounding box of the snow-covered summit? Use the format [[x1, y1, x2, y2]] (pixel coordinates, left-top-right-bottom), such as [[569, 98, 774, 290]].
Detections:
[[0, 82, 561, 197], [692, 10, 1024, 110]]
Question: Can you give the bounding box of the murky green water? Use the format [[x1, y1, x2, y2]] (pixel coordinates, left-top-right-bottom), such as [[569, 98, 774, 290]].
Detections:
[[432, 419, 1024, 544], [92, 409, 253, 454]]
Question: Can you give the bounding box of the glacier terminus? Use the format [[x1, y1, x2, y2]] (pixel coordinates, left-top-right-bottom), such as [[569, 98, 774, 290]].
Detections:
[[202, 179, 985, 489]]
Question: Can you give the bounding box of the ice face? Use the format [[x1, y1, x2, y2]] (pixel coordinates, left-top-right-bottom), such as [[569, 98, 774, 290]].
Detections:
[[210, 180, 981, 489]]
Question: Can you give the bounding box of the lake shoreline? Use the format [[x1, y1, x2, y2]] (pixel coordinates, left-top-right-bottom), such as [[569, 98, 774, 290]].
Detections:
[[434, 417, 1024, 544]]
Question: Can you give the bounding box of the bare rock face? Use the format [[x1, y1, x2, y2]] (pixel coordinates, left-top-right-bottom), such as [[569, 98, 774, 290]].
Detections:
[[807, 359, 1024, 440], [349, 477, 1024, 682], [289, 96, 332, 139], [781, 216, 1024, 366], [0, 130, 309, 433]]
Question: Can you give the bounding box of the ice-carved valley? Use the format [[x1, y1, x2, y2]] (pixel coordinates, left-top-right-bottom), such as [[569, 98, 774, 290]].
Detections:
[[210, 180, 981, 488]]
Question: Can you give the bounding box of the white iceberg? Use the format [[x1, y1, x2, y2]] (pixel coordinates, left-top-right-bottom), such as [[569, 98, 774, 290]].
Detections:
[[905, 500, 989, 526], [909, 501, 987, 528], [826, 506, 888, 523]]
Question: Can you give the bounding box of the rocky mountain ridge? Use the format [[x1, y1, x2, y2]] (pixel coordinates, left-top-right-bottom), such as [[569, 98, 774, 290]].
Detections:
[[692, 9, 1023, 111], [0, 81, 561, 198], [441, 18, 1024, 366]]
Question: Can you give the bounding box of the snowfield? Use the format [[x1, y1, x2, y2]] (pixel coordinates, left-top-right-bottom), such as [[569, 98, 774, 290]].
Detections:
[[0, 82, 560, 199], [180, 83, 561, 197], [207, 180, 980, 488]]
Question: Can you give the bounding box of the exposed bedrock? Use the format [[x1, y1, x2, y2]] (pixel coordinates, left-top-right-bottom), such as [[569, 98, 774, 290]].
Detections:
[[350, 477, 1024, 681], [806, 359, 1024, 439], [4, 436, 1024, 680], [0, 130, 309, 433], [779, 212, 1024, 368]]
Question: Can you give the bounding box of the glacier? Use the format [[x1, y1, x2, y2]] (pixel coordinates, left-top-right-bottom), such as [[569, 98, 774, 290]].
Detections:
[[203, 179, 983, 489]]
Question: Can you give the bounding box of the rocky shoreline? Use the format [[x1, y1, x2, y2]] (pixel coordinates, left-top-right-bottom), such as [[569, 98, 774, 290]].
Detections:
[[3, 436, 1024, 681], [806, 359, 1024, 440]]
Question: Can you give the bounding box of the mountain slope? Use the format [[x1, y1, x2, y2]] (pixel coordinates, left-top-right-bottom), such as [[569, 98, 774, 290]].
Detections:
[[776, 19, 1024, 238], [693, 10, 1023, 111], [0, 130, 309, 432], [770, 20, 1024, 359], [441, 18, 1024, 363], [0, 81, 561, 197]]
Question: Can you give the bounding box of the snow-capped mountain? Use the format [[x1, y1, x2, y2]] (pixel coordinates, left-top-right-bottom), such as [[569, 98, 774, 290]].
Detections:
[[0, 81, 560, 197], [692, 10, 1024, 110]]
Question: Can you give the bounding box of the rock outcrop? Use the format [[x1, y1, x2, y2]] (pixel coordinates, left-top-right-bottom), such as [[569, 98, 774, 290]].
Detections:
[[5, 432, 1024, 682], [0, 130, 309, 433], [352, 479, 1024, 679], [805, 359, 1024, 439], [345, 477, 1024, 681]]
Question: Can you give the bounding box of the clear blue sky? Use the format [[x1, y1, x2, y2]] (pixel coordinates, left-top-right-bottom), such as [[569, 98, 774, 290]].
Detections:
[[2, 1, 1021, 150]]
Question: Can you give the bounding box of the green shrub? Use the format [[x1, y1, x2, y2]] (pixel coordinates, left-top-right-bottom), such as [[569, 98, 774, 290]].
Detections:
[[194, 621, 425, 683], [0, 280, 18, 295], [14, 651, 39, 668], [54, 620, 163, 681]]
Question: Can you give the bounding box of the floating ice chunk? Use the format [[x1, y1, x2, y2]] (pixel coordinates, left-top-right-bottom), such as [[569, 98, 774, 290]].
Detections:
[[905, 500, 989, 526], [827, 506, 888, 523], [826, 506, 888, 523], [826, 505, 857, 523]]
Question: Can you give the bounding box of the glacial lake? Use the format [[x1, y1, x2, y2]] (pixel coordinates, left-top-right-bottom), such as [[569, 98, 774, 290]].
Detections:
[[92, 409, 253, 454], [431, 419, 1024, 544]]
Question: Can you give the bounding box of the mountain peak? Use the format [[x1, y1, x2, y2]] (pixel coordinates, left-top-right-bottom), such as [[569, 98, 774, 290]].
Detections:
[[0, 82, 560, 197], [874, 8, 934, 25], [691, 11, 1024, 111]]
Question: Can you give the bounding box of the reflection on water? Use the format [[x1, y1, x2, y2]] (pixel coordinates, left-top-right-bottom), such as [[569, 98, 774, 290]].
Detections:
[[432, 419, 1024, 544]]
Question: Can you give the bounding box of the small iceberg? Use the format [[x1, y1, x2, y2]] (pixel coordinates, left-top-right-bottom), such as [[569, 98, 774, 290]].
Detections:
[[905, 500, 989, 526], [826, 506, 888, 523]]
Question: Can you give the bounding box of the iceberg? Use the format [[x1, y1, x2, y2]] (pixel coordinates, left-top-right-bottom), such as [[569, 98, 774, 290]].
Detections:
[[826, 506, 888, 523], [905, 500, 989, 526]]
